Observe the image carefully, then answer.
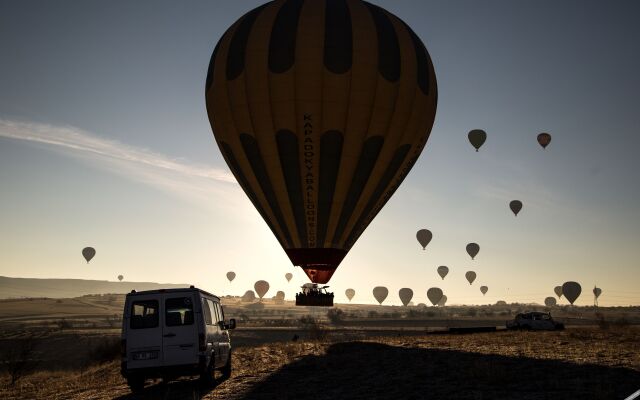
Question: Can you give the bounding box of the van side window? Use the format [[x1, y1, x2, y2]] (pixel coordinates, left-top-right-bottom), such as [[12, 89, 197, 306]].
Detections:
[[165, 297, 194, 326], [131, 300, 159, 329], [214, 302, 224, 322], [202, 298, 212, 325], [207, 299, 219, 324]]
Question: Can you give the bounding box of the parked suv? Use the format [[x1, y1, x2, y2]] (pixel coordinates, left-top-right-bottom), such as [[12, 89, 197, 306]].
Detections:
[[506, 311, 564, 331], [120, 286, 235, 392]]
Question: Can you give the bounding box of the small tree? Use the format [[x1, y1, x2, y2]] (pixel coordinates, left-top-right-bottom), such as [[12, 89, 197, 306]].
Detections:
[[2, 336, 38, 385], [326, 308, 344, 325]]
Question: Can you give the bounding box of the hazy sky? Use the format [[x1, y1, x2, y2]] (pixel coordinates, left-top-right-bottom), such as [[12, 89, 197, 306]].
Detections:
[[1, 1, 639, 306]]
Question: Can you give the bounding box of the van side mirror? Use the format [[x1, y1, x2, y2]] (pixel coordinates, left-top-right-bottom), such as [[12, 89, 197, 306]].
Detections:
[[227, 318, 236, 330]]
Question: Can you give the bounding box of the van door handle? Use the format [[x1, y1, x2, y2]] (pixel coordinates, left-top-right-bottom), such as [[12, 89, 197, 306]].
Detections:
[[163, 333, 176, 337]]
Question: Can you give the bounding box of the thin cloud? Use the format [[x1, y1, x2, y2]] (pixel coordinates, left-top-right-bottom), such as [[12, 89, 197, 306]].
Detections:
[[0, 119, 248, 210]]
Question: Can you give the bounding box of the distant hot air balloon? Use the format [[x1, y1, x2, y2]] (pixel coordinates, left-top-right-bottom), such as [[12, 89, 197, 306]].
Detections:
[[117, 275, 123, 282], [436, 266, 449, 280], [593, 286, 602, 298], [398, 288, 413, 306], [82, 247, 95, 263], [226, 271, 236, 283], [242, 290, 256, 302], [254, 280, 270, 300], [427, 287, 443, 306], [345, 289, 355, 302], [509, 200, 522, 216], [544, 297, 557, 307], [466, 243, 480, 260], [562, 281, 581, 305], [205, 1, 438, 285], [554, 286, 563, 299], [416, 229, 433, 250], [285, 272, 293, 282], [468, 129, 486, 152], [437, 295, 447, 307], [480, 286, 488, 295], [465, 271, 477, 285], [373, 287, 389, 305], [537, 133, 551, 149], [275, 290, 285, 301]]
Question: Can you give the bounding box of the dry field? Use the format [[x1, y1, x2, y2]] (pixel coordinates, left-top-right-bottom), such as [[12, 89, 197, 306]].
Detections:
[[1, 328, 639, 400]]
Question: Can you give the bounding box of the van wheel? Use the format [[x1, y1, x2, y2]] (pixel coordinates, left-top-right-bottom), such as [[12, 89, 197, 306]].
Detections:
[[127, 375, 145, 393], [221, 350, 232, 379], [200, 357, 216, 387]]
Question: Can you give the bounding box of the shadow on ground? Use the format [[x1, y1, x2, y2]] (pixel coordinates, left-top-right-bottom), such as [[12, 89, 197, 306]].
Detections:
[[239, 342, 639, 400], [114, 376, 226, 400]]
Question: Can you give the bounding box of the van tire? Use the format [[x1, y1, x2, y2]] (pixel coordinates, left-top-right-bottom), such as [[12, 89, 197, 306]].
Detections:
[[200, 356, 216, 387], [127, 375, 145, 393], [220, 350, 232, 379]]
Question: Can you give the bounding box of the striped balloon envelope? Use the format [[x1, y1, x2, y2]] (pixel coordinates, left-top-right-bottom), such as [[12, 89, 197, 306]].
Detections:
[[206, 0, 438, 283]]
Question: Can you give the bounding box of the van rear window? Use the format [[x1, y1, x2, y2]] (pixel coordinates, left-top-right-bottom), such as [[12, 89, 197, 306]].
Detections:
[[130, 300, 159, 329], [165, 297, 194, 326]]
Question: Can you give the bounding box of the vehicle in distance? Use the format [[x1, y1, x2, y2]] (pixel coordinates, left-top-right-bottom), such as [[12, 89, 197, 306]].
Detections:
[[506, 312, 564, 331], [120, 286, 236, 393]]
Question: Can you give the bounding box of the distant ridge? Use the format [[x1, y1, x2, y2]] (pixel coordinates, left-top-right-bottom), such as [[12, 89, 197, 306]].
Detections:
[[0, 276, 190, 299]]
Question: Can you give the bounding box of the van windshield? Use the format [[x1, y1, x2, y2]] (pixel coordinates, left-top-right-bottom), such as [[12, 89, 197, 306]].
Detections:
[[165, 297, 194, 326], [130, 300, 159, 329]]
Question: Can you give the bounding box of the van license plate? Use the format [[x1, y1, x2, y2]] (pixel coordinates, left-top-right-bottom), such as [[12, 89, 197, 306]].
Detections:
[[133, 351, 158, 360]]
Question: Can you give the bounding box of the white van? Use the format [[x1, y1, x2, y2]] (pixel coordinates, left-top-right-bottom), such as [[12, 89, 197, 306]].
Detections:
[[120, 286, 236, 392]]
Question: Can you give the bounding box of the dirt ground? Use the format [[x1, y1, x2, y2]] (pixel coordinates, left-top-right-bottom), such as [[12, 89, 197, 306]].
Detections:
[[1, 328, 638, 400]]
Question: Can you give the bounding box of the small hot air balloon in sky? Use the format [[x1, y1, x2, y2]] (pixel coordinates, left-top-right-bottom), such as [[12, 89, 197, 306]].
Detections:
[[466, 243, 480, 260], [206, 0, 438, 286], [254, 280, 270, 300], [554, 286, 563, 298], [480, 286, 488, 295], [509, 200, 522, 216], [82, 247, 95, 263], [562, 281, 581, 305], [345, 288, 355, 302], [373, 287, 389, 305], [398, 288, 413, 306], [437, 265, 449, 280], [465, 271, 477, 285], [117, 275, 123, 282], [468, 129, 486, 152], [544, 297, 557, 307], [416, 229, 432, 250], [537, 133, 551, 149], [593, 286, 602, 298], [226, 271, 236, 282], [285, 272, 293, 282], [427, 287, 443, 306], [437, 295, 447, 307]]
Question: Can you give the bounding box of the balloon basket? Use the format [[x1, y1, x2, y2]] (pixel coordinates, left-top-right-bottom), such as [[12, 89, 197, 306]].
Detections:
[[295, 284, 334, 307]]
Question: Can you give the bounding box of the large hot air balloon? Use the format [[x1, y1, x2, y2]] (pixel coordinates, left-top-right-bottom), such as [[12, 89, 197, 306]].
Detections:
[[480, 285, 488, 295], [82, 247, 95, 263], [285, 272, 293, 282], [544, 297, 557, 307], [416, 229, 432, 250], [468, 129, 486, 152], [205, 1, 438, 285], [437, 294, 447, 307], [554, 286, 563, 299], [117, 275, 123, 282], [345, 288, 355, 302], [436, 265, 449, 280], [466, 243, 479, 260], [562, 281, 581, 305], [398, 288, 413, 306], [226, 271, 236, 282], [537, 133, 551, 149], [509, 200, 522, 216], [254, 280, 270, 300], [373, 286, 389, 305], [465, 271, 476, 285], [593, 286, 602, 298], [426, 287, 443, 306]]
